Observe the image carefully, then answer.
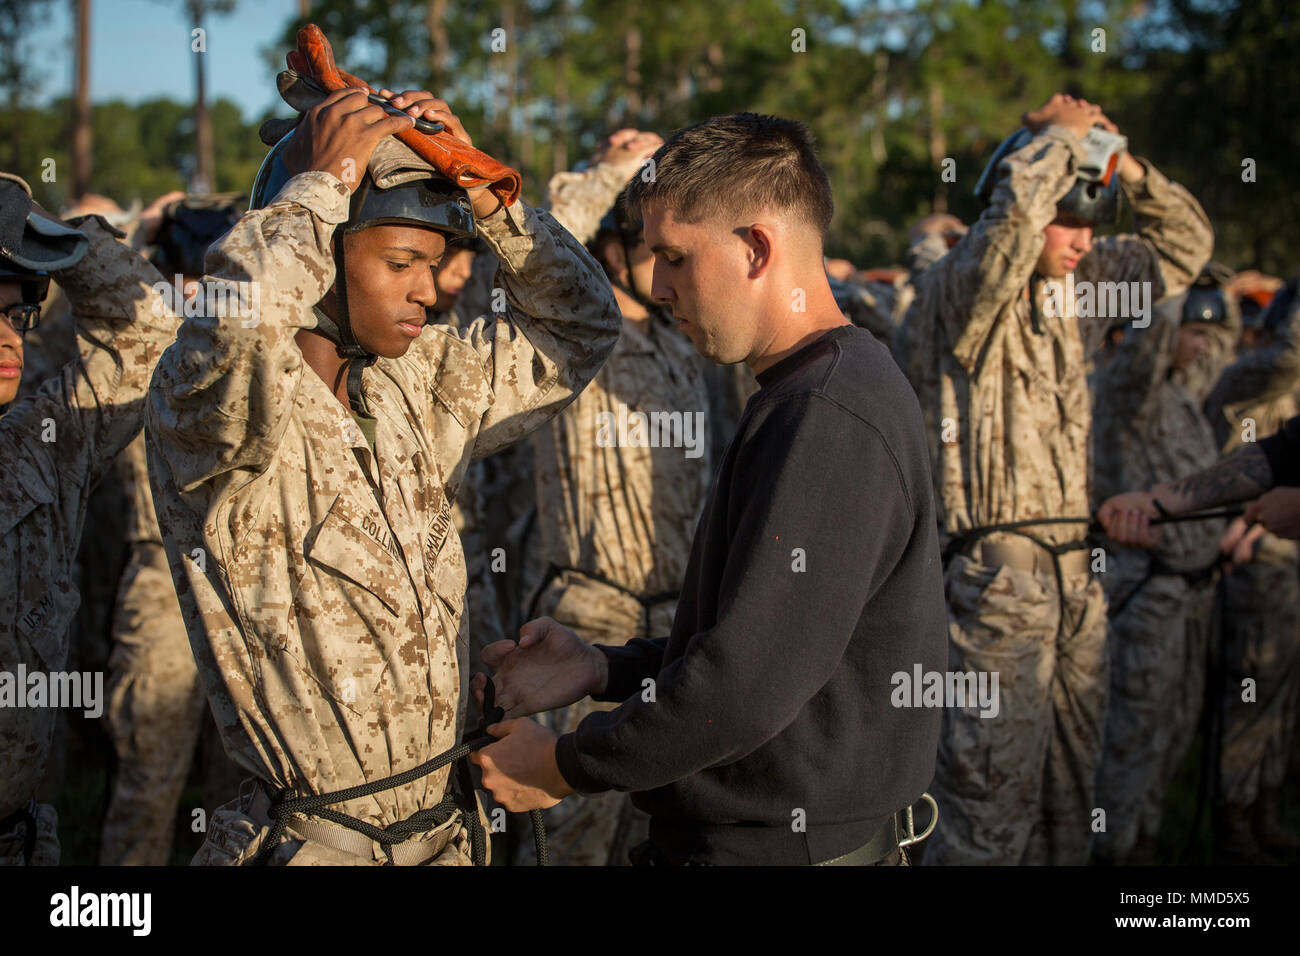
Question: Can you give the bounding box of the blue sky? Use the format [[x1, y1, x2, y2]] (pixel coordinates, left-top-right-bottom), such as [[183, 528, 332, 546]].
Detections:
[[29, 0, 301, 121]]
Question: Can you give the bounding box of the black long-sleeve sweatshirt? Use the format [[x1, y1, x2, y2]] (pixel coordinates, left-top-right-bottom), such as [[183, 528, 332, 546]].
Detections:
[[554, 324, 948, 865], [1261, 414, 1300, 487]]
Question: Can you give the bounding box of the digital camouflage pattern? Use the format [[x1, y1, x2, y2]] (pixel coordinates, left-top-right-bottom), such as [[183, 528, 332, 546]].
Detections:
[[923, 555, 1108, 865], [1206, 310, 1300, 809], [545, 160, 630, 246], [894, 126, 1214, 552], [1090, 298, 1229, 861], [145, 167, 620, 865], [896, 125, 1213, 865], [529, 310, 711, 608], [1, 215, 179, 865], [99, 431, 213, 866]]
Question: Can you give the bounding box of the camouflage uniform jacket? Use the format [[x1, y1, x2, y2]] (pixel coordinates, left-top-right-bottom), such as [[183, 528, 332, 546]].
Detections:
[[530, 311, 711, 600], [535, 161, 713, 600], [1206, 293, 1300, 569], [1, 217, 177, 813], [145, 171, 620, 829], [1092, 299, 1226, 588], [545, 161, 630, 246], [893, 126, 1214, 548]]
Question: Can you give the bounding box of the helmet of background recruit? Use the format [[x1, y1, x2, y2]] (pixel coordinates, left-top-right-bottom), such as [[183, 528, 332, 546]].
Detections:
[[1253, 276, 1298, 337], [974, 126, 1123, 227], [0, 173, 89, 332], [150, 193, 246, 278], [590, 191, 657, 310]]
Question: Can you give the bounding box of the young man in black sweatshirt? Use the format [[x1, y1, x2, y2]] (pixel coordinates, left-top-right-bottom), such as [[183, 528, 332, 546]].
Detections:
[[471, 113, 948, 865]]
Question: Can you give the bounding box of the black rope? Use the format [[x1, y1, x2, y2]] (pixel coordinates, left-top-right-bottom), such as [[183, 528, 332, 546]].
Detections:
[[251, 678, 546, 866], [940, 507, 1243, 644], [1108, 554, 1225, 621], [528, 562, 677, 639], [1182, 572, 1228, 864], [0, 801, 37, 864]]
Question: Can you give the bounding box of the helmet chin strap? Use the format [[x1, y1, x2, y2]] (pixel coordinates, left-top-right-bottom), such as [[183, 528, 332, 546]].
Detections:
[[615, 234, 658, 314], [315, 234, 377, 416]]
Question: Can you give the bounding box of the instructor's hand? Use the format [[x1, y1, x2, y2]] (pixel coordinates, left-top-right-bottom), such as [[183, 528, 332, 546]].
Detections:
[[1242, 487, 1300, 540], [471, 616, 608, 718], [1220, 516, 1266, 570], [470, 718, 572, 813]]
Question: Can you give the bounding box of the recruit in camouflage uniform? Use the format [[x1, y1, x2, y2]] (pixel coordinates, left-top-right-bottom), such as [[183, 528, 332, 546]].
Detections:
[[428, 250, 511, 659], [828, 214, 965, 345], [1089, 290, 1236, 863], [1203, 291, 1300, 858], [100, 427, 247, 865], [439, 244, 548, 652], [145, 154, 620, 865], [101, 204, 246, 865], [1, 194, 179, 865], [893, 124, 1213, 865], [511, 158, 713, 865]]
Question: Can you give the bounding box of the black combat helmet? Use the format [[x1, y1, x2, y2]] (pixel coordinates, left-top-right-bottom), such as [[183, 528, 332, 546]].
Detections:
[[150, 194, 246, 279], [0, 173, 89, 332], [590, 190, 657, 311], [1254, 276, 1298, 337], [974, 126, 1123, 227], [249, 129, 476, 411], [1181, 285, 1229, 326]]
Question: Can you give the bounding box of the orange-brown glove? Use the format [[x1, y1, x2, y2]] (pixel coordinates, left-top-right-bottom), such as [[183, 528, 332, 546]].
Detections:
[[286, 24, 521, 207]]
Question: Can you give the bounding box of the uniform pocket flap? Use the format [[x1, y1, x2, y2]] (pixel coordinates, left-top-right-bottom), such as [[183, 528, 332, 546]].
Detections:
[[305, 495, 407, 617]]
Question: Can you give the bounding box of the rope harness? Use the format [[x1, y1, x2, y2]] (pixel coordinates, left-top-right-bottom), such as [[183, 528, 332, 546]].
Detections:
[[940, 507, 1243, 643], [251, 678, 546, 866], [528, 562, 678, 643]]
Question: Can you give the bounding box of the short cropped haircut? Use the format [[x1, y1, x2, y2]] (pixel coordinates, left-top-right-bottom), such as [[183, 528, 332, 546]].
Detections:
[[623, 112, 834, 241]]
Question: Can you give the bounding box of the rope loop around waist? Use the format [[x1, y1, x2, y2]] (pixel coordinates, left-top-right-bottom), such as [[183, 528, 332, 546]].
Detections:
[[251, 679, 546, 866]]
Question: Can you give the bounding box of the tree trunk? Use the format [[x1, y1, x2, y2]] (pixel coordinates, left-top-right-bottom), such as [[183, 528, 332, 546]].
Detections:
[[870, 48, 887, 165], [495, 0, 514, 142], [72, 0, 92, 199], [551, 0, 568, 180], [928, 80, 946, 213], [426, 0, 449, 89], [704, 41, 723, 93], [192, 2, 214, 194], [1061, 0, 1083, 90], [624, 23, 641, 121]]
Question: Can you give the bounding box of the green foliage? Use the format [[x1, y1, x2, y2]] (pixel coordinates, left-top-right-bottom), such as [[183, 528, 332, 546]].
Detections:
[[0, 0, 1294, 272], [0, 96, 261, 211]]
